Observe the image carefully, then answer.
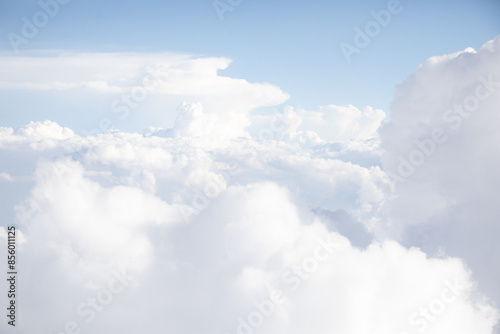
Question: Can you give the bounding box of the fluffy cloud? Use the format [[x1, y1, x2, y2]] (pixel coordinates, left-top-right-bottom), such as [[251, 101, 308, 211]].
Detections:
[[0, 112, 497, 333], [248, 104, 385, 144], [0, 120, 75, 150], [1, 170, 498, 334], [17, 158, 182, 276], [0, 52, 289, 138], [379, 36, 500, 311], [0, 37, 499, 333]]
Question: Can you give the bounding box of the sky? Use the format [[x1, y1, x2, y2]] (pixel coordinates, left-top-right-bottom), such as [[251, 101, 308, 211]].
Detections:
[[0, 0, 499, 130], [0, 1, 500, 334]]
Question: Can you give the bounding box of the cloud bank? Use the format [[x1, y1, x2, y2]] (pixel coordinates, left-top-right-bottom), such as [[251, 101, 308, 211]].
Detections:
[[379, 35, 500, 309], [0, 36, 499, 333]]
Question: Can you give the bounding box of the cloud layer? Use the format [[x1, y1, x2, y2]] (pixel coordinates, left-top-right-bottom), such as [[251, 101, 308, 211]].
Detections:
[[0, 37, 500, 333]]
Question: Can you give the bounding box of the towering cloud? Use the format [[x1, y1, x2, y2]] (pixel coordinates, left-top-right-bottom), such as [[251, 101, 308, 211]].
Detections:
[[379, 36, 500, 310], [0, 52, 289, 138]]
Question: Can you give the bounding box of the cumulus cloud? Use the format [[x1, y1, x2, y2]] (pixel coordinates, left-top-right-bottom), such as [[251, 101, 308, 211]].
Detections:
[[379, 36, 500, 310], [0, 37, 499, 333], [17, 158, 182, 276], [1, 169, 498, 333], [248, 104, 385, 144], [0, 118, 387, 222], [147, 102, 217, 138], [0, 112, 498, 333], [0, 120, 75, 150], [0, 52, 289, 138]]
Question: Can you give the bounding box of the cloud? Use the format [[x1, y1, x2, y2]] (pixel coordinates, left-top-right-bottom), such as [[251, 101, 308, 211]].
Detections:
[[0, 114, 388, 223], [0, 37, 499, 333], [248, 104, 385, 144], [0, 120, 75, 150], [17, 158, 182, 279], [378, 35, 500, 310], [0, 114, 497, 333], [0, 52, 189, 93], [148, 102, 217, 138], [1, 171, 498, 334], [0, 52, 289, 138], [0, 172, 14, 181]]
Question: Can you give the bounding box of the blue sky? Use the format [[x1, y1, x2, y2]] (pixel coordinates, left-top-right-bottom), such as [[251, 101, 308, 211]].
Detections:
[[0, 0, 499, 132]]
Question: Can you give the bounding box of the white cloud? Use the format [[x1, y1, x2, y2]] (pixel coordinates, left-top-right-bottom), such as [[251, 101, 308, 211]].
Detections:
[[0, 120, 75, 150], [249, 104, 385, 144], [0, 172, 14, 181], [0, 52, 290, 138], [378, 35, 500, 310], [16, 158, 182, 280], [2, 175, 497, 334], [0, 37, 499, 333]]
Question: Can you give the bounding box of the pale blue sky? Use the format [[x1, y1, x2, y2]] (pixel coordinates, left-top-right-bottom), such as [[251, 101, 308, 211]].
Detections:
[[0, 0, 499, 132]]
